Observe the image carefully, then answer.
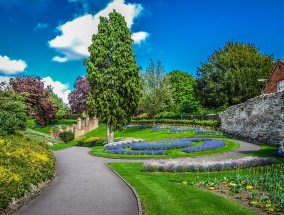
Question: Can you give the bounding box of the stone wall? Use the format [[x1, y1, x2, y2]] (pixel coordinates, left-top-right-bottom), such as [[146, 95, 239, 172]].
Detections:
[[220, 92, 284, 146], [50, 116, 99, 139]]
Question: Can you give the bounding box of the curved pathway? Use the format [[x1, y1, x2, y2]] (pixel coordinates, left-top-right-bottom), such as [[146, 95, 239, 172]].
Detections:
[[15, 140, 260, 215]]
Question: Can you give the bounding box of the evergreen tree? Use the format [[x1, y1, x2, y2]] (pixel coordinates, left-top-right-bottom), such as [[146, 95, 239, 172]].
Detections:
[[85, 11, 142, 143]]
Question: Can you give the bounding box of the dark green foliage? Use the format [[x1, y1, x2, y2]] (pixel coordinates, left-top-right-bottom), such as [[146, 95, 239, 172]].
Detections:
[[196, 41, 274, 109], [131, 119, 220, 128], [0, 84, 28, 135], [141, 59, 173, 118], [85, 11, 142, 134], [168, 70, 200, 113], [59, 131, 74, 143]]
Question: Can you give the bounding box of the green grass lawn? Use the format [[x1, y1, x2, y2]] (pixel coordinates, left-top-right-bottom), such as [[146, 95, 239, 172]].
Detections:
[[109, 162, 259, 215]]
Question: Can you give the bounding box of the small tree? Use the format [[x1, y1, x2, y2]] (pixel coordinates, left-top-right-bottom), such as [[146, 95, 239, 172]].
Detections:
[[10, 76, 57, 126], [68, 77, 91, 114], [85, 11, 142, 143], [0, 82, 28, 135], [49, 91, 69, 118], [141, 59, 173, 121]]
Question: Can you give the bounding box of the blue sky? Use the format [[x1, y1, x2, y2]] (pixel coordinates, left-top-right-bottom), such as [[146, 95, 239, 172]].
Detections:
[[0, 0, 284, 103]]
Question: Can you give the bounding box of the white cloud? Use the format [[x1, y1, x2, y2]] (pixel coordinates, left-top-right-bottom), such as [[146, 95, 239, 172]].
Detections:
[[132, 31, 149, 44], [42, 76, 71, 104], [34, 22, 48, 31], [0, 55, 27, 75], [52, 56, 68, 63], [49, 0, 147, 62], [0, 76, 12, 83]]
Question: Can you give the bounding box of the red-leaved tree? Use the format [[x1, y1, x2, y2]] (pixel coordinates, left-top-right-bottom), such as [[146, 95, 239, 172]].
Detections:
[[68, 77, 91, 114], [10, 76, 57, 126]]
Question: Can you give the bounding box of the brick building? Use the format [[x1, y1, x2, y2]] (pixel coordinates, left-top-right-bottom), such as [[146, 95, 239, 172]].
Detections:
[[262, 60, 284, 94]]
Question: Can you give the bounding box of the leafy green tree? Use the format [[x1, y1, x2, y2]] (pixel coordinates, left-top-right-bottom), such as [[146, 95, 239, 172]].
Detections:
[[168, 70, 199, 113], [141, 59, 173, 120], [49, 91, 69, 118], [85, 11, 142, 143], [196, 41, 274, 109], [0, 82, 28, 135]]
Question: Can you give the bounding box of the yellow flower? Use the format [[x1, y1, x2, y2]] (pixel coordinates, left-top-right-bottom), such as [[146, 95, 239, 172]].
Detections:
[[265, 204, 271, 208], [221, 181, 227, 184], [246, 185, 253, 190], [229, 182, 237, 187], [181, 181, 187, 185], [268, 208, 274, 212], [209, 186, 215, 190], [279, 186, 283, 190], [249, 201, 258, 206], [241, 181, 246, 185]]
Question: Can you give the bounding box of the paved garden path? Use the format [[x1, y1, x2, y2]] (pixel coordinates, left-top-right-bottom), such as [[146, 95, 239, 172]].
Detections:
[[15, 139, 260, 215]]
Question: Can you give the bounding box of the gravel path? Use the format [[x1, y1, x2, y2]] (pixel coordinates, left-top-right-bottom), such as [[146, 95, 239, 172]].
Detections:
[[15, 139, 260, 215]]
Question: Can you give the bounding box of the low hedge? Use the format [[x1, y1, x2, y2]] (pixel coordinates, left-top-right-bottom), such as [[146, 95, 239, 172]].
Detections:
[[131, 119, 220, 128], [0, 136, 56, 211]]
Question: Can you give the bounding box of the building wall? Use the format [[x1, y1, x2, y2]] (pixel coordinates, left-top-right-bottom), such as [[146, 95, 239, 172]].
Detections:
[[220, 92, 284, 145], [263, 61, 284, 94]]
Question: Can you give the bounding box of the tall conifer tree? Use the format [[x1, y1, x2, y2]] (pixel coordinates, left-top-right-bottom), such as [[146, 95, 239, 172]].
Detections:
[[85, 11, 142, 143]]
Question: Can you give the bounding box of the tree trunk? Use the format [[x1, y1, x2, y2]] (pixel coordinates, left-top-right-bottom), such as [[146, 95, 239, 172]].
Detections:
[[106, 124, 114, 143]]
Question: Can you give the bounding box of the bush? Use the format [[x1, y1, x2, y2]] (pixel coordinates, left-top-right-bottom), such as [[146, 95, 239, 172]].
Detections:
[[59, 131, 74, 142], [131, 119, 220, 128], [0, 135, 56, 211]]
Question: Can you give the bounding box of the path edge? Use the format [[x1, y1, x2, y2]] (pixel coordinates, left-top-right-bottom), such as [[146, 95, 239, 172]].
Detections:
[[105, 163, 143, 215]]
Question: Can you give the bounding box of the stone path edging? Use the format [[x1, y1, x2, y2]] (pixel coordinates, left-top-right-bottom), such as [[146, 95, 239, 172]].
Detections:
[[105, 163, 143, 215]]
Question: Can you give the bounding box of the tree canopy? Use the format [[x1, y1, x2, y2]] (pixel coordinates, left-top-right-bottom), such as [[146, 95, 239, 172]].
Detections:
[[141, 59, 173, 118], [68, 76, 91, 114], [10, 76, 57, 126], [196, 41, 274, 109], [85, 10, 142, 142], [168, 70, 199, 113], [0, 82, 28, 135]]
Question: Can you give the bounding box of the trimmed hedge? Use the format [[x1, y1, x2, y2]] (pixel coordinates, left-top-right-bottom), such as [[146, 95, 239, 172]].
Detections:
[[131, 119, 220, 128], [0, 136, 56, 211]]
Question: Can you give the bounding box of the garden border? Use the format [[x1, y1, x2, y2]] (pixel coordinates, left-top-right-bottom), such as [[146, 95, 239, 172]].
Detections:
[[105, 163, 143, 215], [1, 177, 55, 215]]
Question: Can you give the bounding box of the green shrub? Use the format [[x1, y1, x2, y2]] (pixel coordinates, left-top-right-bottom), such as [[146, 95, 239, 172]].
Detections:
[[0, 135, 56, 211], [131, 119, 220, 128], [59, 131, 74, 142]]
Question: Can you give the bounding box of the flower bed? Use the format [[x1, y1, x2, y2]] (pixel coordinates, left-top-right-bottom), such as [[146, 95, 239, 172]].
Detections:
[[0, 136, 56, 211], [182, 140, 224, 153], [106, 149, 165, 155], [105, 138, 213, 152], [143, 156, 274, 172], [186, 163, 283, 213]]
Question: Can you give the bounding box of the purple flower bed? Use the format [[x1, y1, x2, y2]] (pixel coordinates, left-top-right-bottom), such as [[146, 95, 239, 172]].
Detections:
[[105, 138, 213, 151], [106, 149, 165, 155], [272, 147, 284, 157], [143, 156, 274, 172], [182, 140, 225, 153], [124, 125, 152, 130], [195, 127, 222, 135]]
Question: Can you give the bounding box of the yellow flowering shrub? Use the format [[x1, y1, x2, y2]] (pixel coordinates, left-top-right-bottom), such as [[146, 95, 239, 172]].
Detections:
[[0, 135, 56, 211]]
